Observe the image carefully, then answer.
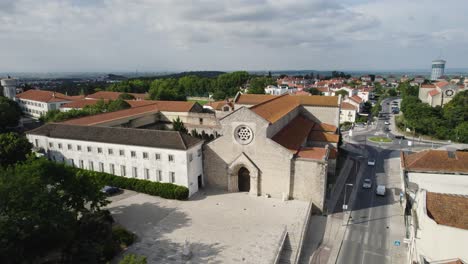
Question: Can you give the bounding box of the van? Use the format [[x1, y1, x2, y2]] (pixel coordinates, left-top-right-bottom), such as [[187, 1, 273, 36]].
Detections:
[[376, 185, 386, 196]]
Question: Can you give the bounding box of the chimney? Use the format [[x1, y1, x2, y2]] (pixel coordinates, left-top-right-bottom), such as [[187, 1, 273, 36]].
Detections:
[[52, 92, 56, 98]]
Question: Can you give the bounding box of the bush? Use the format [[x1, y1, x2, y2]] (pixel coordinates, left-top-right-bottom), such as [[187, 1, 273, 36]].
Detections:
[[74, 168, 189, 200], [112, 226, 135, 247], [119, 253, 147, 264]]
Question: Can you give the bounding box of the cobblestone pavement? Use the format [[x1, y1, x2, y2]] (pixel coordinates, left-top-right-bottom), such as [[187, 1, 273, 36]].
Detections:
[[106, 189, 309, 264]]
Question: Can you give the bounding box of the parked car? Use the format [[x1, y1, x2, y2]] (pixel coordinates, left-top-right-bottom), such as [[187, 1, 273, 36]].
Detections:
[[376, 185, 386, 196], [367, 159, 375, 166], [384, 121, 390, 125], [362, 179, 372, 189], [395, 135, 405, 139], [101, 186, 122, 195]]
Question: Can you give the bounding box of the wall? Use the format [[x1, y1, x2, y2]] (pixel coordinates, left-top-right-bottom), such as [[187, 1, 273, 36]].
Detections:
[[340, 109, 356, 123], [18, 99, 71, 118], [413, 191, 468, 262], [300, 106, 339, 127], [407, 172, 468, 195], [27, 134, 203, 196], [266, 106, 300, 138], [292, 158, 328, 211]]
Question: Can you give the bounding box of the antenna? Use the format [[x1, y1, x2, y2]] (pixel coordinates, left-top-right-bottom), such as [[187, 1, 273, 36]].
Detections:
[[438, 49, 443, 60]]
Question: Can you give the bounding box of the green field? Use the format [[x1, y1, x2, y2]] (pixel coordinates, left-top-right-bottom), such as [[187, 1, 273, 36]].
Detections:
[[368, 137, 392, 143]]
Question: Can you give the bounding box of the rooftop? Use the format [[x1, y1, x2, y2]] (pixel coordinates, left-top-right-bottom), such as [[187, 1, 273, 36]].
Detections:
[[401, 150, 468, 174], [272, 115, 314, 153], [16, 89, 83, 103], [296, 147, 328, 160], [341, 102, 357, 110], [234, 93, 278, 105], [426, 192, 468, 230], [28, 123, 202, 150], [85, 91, 147, 100]]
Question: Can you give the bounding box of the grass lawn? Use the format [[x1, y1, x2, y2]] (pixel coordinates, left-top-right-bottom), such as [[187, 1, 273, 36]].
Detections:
[[368, 137, 392, 143]]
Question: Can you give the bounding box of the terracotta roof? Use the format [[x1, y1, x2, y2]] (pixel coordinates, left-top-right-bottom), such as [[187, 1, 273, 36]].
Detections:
[[426, 192, 468, 230], [434, 81, 450, 88], [27, 123, 202, 150], [308, 131, 340, 143], [16, 90, 81, 103], [401, 150, 468, 174], [341, 102, 357, 110], [348, 95, 363, 104], [61, 99, 108, 109], [293, 91, 311, 96], [316, 87, 329, 93], [421, 84, 436, 88], [272, 115, 315, 153], [234, 94, 278, 105], [152, 101, 197, 112], [251, 95, 300, 124], [61, 104, 160, 126], [312, 122, 338, 133], [205, 100, 233, 111], [295, 95, 339, 107], [86, 91, 147, 100], [428, 89, 440, 97], [296, 147, 328, 160]]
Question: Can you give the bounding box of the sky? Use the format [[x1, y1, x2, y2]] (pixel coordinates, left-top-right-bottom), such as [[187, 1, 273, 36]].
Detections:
[[1, 0, 468, 72]]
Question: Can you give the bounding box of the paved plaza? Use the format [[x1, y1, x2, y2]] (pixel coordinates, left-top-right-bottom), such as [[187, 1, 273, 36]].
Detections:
[[107, 189, 309, 264]]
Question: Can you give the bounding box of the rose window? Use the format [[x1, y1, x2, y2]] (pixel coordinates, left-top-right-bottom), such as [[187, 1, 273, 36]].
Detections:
[[235, 125, 253, 145]]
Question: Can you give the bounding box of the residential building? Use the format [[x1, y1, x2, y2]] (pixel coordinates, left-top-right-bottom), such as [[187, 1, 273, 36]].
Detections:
[[431, 59, 446, 81], [264, 85, 289, 95], [418, 81, 465, 107], [413, 76, 425, 84], [204, 100, 234, 118], [27, 124, 204, 196], [344, 95, 364, 112], [340, 102, 357, 123], [16, 90, 83, 118], [360, 75, 372, 82], [374, 76, 384, 82], [205, 93, 341, 212]]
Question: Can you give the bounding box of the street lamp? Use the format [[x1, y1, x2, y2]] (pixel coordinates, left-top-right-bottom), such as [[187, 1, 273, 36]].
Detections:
[[343, 183, 354, 211]]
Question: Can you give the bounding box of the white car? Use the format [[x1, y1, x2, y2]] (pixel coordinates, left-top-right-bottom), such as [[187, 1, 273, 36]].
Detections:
[[384, 121, 390, 125], [376, 185, 386, 196], [362, 179, 372, 189], [367, 159, 376, 166]]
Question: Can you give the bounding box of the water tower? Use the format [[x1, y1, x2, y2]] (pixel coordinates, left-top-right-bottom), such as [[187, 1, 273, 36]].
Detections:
[[1, 77, 18, 100], [431, 60, 446, 81]]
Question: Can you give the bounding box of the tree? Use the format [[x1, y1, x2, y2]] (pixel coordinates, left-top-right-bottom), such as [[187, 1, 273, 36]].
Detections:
[[454, 122, 468, 143], [107, 99, 131, 112], [248, 77, 275, 94], [387, 88, 397, 97], [119, 254, 147, 264], [308, 88, 322, 95], [172, 117, 187, 133], [118, 93, 136, 100], [334, 89, 349, 98], [0, 133, 32, 167], [0, 96, 21, 132]]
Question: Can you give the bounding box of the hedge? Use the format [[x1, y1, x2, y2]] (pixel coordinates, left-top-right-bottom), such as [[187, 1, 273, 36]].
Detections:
[[74, 169, 189, 200]]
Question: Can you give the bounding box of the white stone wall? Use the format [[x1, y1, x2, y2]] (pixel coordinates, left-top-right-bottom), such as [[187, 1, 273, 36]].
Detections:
[[340, 109, 356, 123], [407, 172, 468, 195], [300, 106, 340, 127], [27, 134, 203, 197], [292, 158, 328, 211]]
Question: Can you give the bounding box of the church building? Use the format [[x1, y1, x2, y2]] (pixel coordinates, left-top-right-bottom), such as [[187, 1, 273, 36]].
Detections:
[[203, 93, 341, 212], [419, 81, 465, 107]]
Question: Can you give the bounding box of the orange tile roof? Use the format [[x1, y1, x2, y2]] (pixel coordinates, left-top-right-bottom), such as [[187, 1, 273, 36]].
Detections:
[[16, 90, 81, 103], [272, 115, 315, 153], [312, 122, 338, 133], [205, 100, 233, 111], [308, 131, 339, 143], [86, 91, 147, 100], [235, 94, 278, 105], [421, 84, 436, 88], [434, 81, 450, 88], [426, 192, 468, 230], [60, 99, 165, 109], [62, 104, 160, 126], [296, 147, 328, 160], [428, 89, 440, 97], [401, 150, 468, 174], [296, 95, 339, 107], [349, 95, 363, 104], [341, 102, 357, 110], [152, 101, 197, 112]]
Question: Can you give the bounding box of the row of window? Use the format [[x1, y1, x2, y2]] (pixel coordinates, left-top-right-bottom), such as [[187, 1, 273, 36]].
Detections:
[[41, 140, 202, 162], [20, 100, 45, 107], [23, 107, 45, 115], [58, 157, 177, 183]]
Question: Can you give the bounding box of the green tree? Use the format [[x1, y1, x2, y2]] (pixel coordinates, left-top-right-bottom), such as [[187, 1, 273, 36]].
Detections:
[[248, 77, 275, 94], [454, 122, 468, 143], [107, 99, 131, 112], [119, 254, 147, 264], [0, 96, 21, 132], [387, 88, 397, 97], [172, 117, 187, 133], [0, 132, 32, 167], [308, 88, 322, 95], [334, 89, 349, 98], [118, 93, 136, 100]]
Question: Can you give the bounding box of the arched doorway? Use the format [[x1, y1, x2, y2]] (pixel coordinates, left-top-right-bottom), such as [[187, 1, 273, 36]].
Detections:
[[238, 167, 250, 192]]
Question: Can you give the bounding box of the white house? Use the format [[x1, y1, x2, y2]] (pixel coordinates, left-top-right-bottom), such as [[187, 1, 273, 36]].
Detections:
[[16, 90, 83, 118], [27, 123, 204, 197], [408, 190, 468, 264], [340, 102, 357, 123], [264, 85, 289, 95]]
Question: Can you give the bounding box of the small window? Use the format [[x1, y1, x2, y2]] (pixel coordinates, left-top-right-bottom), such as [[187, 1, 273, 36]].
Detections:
[[35, 139, 39, 147], [77, 145, 82, 151], [110, 164, 115, 174], [97, 147, 102, 154], [87, 146, 92, 152], [49, 142, 53, 148], [189, 153, 193, 162], [79, 160, 84, 169], [168, 154, 174, 162], [131, 151, 136, 158], [108, 148, 113, 155], [169, 172, 175, 183], [157, 170, 162, 181], [199, 118, 203, 125], [99, 162, 104, 172], [119, 149, 125, 156], [121, 165, 126, 177], [197, 149, 202, 157], [144, 168, 149, 180], [223, 106, 230, 112], [88, 161, 94, 171], [143, 152, 148, 159], [67, 144, 72, 150], [155, 153, 161, 160], [132, 167, 138, 178]]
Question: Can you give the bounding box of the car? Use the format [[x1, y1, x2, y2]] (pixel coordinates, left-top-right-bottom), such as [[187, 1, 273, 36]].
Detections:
[[362, 179, 372, 189], [392, 101, 398, 105], [376, 185, 386, 196], [384, 121, 390, 125], [367, 159, 375, 166], [395, 135, 405, 139], [101, 186, 122, 195], [384, 127, 390, 132], [386, 102, 390, 105]]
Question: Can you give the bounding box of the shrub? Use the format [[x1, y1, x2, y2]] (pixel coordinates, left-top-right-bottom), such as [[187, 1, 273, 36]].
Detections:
[[119, 253, 147, 264], [112, 226, 135, 247], [73, 168, 189, 200]]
